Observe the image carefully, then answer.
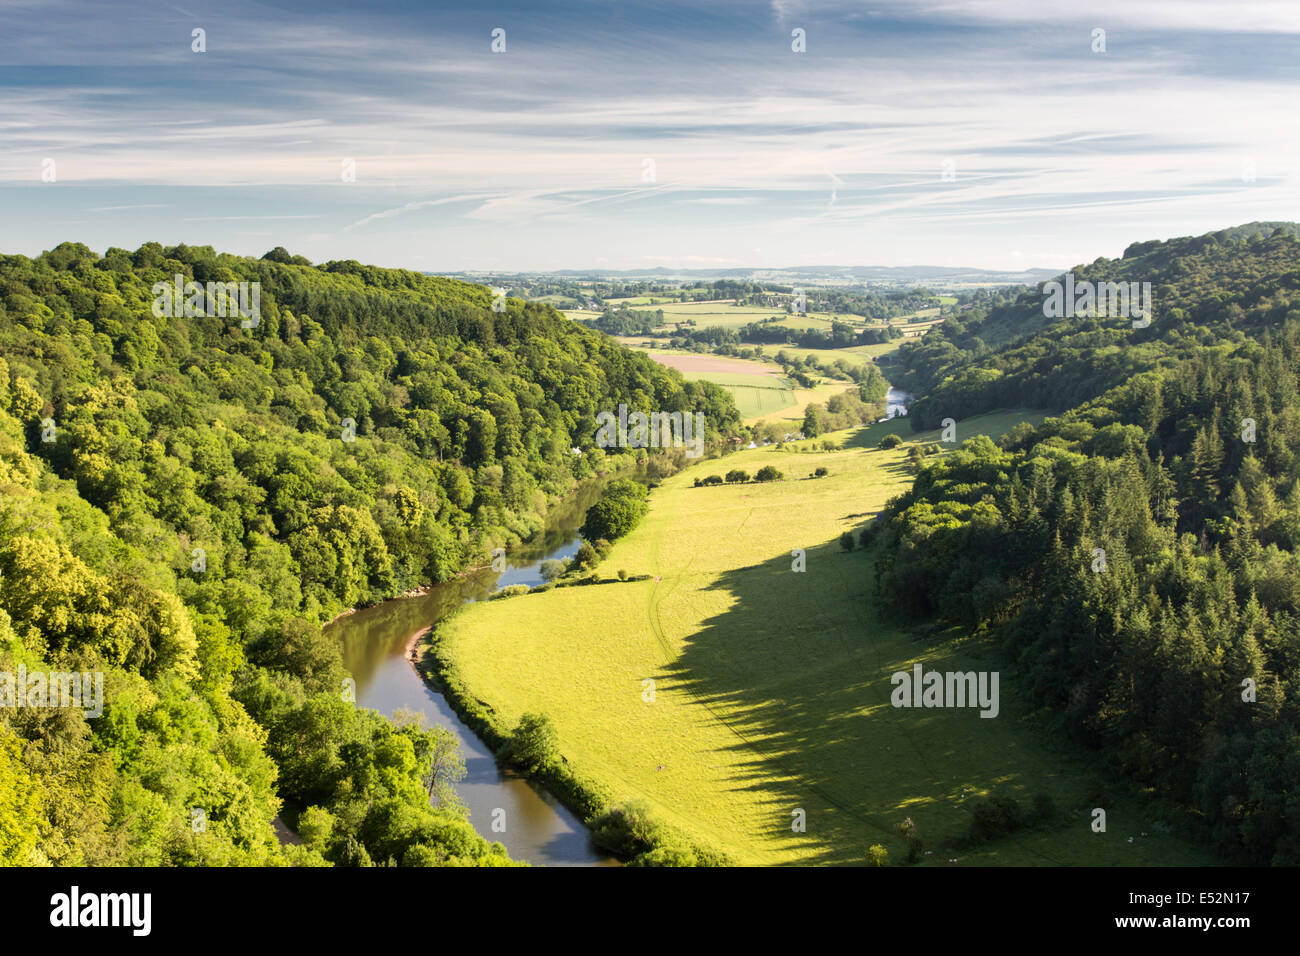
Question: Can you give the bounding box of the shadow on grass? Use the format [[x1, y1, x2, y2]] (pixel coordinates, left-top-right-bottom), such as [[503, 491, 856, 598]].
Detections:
[[652, 537, 1051, 866]]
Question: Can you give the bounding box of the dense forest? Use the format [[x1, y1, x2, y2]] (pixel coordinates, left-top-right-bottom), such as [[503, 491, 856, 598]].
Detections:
[[0, 241, 740, 866], [873, 225, 1300, 864]]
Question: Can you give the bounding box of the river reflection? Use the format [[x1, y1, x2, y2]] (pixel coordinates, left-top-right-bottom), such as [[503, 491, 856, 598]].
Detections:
[[331, 477, 622, 866]]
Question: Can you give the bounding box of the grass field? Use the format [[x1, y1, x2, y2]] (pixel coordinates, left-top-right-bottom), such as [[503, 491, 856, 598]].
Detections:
[[635, 350, 799, 419], [436, 411, 1212, 866], [566, 299, 857, 333]]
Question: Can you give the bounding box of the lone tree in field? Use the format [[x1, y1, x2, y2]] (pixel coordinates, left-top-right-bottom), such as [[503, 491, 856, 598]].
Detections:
[[901, 816, 923, 863], [802, 405, 822, 438], [878, 433, 902, 449], [754, 465, 782, 482]]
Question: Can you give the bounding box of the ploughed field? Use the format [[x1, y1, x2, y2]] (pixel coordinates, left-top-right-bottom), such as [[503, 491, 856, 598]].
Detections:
[[438, 411, 1213, 865]]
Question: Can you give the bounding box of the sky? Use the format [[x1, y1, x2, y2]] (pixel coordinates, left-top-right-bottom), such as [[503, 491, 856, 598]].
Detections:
[[2, 0, 1299, 273]]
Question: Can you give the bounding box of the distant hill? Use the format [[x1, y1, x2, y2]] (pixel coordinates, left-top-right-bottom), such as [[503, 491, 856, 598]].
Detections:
[[448, 264, 1062, 290]]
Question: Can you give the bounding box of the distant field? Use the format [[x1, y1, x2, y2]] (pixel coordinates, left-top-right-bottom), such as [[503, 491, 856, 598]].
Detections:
[[784, 407, 1051, 452], [638, 350, 799, 419], [437, 413, 1212, 866], [756, 343, 882, 368]]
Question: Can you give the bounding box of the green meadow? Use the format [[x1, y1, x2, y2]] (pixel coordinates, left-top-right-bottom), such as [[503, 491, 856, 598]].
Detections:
[[435, 412, 1213, 866]]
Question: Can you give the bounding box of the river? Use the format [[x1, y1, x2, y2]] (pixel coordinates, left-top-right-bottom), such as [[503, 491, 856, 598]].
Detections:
[[886, 386, 913, 418], [329, 476, 621, 867]]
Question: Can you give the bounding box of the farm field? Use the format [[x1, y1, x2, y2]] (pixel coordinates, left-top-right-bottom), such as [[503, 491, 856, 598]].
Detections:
[[629, 347, 803, 420], [566, 299, 858, 333], [756, 343, 884, 368], [435, 412, 1212, 866]]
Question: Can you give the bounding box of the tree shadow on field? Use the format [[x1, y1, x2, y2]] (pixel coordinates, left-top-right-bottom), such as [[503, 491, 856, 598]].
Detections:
[[655, 538, 1031, 866]]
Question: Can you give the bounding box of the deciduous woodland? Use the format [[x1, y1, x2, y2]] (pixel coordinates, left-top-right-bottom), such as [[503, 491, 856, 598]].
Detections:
[[5, 225, 1300, 867], [0, 242, 737, 865]]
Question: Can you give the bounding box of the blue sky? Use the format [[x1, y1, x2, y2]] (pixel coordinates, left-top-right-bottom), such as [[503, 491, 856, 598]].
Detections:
[[2, 0, 1298, 272]]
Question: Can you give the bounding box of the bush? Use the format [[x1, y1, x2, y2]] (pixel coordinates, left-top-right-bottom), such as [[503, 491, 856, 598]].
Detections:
[[701, 474, 724, 486], [968, 795, 1027, 845], [858, 525, 875, 548], [498, 712, 560, 773], [539, 558, 566, 582], [754, 465, 782, 482], [618, 569, 628, 581], [878, 433, 902, 449], [590, 800, 670, 857], [580, 480, 648, 541], [839, 531, 855, 551], [867, 844, 890, 867], [814, 466, 828, 477], [725, 469, 750, 483], [573, 541, 598, 569]]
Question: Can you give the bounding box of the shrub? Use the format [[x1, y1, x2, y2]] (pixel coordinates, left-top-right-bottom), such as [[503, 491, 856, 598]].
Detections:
[[580, 480, 648, 541], [573, 541, 598, 569], [590, 800, 670, 857], [814, 466, 828, 477], [725, 469, 750, 483], [968, 795, 1027, 844], [878, 433, 902, 449], [539, 558, 566, 582], [858, 525, 875, 548], [754, 465, 782, 482], [701, 474, 724, 486], [867, 844, 890, 867], [839, 531, 855, 551], [498, 712, 560, 773], [617, 569, 628, 581]]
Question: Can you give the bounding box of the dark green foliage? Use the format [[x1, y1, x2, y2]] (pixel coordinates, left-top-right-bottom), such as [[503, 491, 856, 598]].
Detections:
[[579, 478, 649, 540], [879, 433, 902, 449], [875, 227, 1300, 864], [725, 469, 749, 483], [754, 465, 782, 482], [966, 796, 1027, 846], [0, 241, 745, 866], [498, 712, 559, 774], [573, 541, 598, 569], [813, 466, 829, 477], [839, 531, 855, 552]]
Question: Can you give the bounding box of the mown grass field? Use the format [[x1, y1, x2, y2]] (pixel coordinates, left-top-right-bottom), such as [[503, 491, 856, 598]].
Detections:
[[437, 411, 1213, 866]]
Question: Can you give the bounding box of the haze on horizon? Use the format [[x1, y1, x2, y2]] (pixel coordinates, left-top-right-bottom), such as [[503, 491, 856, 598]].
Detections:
[[2, 0, 1299, 274]]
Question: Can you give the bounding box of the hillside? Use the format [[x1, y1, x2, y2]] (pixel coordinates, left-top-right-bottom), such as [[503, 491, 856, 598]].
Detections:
[[874, 225, 1300, 864], [897, 225, 1300, 429], [0, 242, 739, 866]]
